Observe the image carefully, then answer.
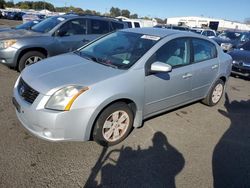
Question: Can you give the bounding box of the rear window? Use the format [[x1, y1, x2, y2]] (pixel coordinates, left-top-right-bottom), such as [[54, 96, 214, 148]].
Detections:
[[111, 21, 124, 31], [89, 19, 109, 34], [192, 39, 217, 62], [134, 22, 140, 28], [125, 21, 132, 28]]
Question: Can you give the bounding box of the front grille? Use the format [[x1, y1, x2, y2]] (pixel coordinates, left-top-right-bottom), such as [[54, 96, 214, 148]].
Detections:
[[18, 78, 39, 104]]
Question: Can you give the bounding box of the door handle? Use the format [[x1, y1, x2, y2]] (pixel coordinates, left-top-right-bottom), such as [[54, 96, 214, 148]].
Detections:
[[212, 64, 219, 69], [182, 73, 193, 79]]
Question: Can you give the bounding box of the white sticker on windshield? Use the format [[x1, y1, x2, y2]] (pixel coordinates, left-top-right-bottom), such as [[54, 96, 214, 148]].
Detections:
[[122, 60, 130, 64], [57, 17, 65, 21], [141, 35, 160, 41]]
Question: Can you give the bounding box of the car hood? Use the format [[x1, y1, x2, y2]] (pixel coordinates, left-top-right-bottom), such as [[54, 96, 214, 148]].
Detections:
[[21, 53, 125, 95], [212, 36, 231, 44], [228, 49, 250, 62], [0, 29, 45, 40]]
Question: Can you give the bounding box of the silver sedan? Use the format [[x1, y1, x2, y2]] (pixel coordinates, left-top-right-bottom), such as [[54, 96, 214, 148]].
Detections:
[[13, 28, 232, 146]]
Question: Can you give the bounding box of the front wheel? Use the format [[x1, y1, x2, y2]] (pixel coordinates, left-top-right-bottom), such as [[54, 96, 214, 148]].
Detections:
[[202, 79, 225, 106], [18, 51, 46, 72], [92, 102, 134, 146]]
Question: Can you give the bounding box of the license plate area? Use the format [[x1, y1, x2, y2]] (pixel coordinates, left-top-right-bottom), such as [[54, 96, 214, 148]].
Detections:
[[12, 97, 21, 113]]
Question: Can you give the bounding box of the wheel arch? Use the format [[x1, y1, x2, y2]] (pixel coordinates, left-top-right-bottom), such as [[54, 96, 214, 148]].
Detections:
[[16, 47, 48, 69], [88, 98, 141, 141]]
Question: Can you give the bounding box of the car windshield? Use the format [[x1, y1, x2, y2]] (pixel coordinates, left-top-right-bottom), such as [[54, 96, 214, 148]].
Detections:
[[77, 31, 160, 69], [240, 33, 250, 42], [15, 21, 39, 30], [31, 16, 66, 33], [219, 31, 241, 40]]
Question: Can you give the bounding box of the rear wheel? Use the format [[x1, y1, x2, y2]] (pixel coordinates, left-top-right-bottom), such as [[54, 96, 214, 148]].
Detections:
[[18, 51, 46, 72], [92, 102, 134, 146], [202, 79, 225, 106]]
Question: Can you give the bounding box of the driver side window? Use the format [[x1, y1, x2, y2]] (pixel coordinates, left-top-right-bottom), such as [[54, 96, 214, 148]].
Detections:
[[149, 38, 190, 68], [58, 19, 86, 36]]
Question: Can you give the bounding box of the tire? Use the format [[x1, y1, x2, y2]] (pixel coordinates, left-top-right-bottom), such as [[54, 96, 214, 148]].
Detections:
[[202, 79, 225, 106], [18, 51, 46, 72], [92, 102, 134, 146]]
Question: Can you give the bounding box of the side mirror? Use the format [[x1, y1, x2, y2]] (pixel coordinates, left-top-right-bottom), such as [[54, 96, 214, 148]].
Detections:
[[55, 29, 67, 37], [150, 61, 172, 73]]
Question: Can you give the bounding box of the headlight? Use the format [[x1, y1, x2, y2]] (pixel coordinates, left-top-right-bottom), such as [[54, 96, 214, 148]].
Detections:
[[0, 39, 17, 49], [45, 86, 89, 111]]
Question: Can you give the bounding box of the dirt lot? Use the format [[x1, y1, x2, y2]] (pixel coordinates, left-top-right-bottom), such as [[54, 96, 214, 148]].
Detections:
[[0, 19, 22, 28], [0, 20, 250, 188]]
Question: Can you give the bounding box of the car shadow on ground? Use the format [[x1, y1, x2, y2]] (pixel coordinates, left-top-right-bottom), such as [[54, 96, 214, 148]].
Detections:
[[84, 132, 185, 188], [213, 93, 250, 187]]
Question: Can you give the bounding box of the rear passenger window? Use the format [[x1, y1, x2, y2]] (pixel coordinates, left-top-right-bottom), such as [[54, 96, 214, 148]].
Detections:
[[134, 22, 140, 28], [111, 22, 124, 31], [90, 19, 109, 34], [59, 19, 86, 36], [192, 39, 217, 63], [125, 21, 132, 28]]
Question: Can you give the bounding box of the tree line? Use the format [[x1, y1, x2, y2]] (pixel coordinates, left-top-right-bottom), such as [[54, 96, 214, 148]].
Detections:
[[0, 1, 164, 23]]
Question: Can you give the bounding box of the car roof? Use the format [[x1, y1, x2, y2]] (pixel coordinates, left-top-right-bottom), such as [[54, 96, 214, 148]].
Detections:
[[122, 27, 184, 38], [55, 14, 123, 22]]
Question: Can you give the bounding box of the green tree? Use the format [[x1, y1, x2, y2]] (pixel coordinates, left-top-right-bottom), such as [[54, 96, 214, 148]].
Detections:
[[130, 14, 138, 19], [245, 18, 250, 25], [0, 0, 6, 9], [110, 7, 121, 17], [5, 1, 14, 8], [121, 9, 130, 18]]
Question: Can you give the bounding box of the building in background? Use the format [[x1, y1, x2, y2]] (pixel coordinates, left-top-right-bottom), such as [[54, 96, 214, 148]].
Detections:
[[166, 16, 250, 31]]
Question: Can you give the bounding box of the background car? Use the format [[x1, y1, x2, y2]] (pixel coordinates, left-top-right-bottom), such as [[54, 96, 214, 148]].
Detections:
[[13, 28, 232, 146], [228, 40, 250, 78], [190, 28, 217, 38], [0, 20, 42, 32], [0, 14, 127, 71], [212, 30, 243, 51], [7, 12, 26, 20]]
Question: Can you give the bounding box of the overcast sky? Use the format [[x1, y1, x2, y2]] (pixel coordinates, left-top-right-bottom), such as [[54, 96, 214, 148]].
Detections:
[[15, 0, 250, 22]]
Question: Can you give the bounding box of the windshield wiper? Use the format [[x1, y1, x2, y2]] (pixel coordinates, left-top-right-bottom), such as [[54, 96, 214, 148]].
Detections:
[[76, 51, 118, 69]]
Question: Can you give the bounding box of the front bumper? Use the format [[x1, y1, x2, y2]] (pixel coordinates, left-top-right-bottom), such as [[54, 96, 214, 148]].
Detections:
[[231, 63, 250, 77], [13, 83, 96, 142], [0, 47, 18, 67]]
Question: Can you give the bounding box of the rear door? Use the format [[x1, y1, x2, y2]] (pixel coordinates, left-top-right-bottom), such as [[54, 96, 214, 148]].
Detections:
[[190, 38, 219, 99]]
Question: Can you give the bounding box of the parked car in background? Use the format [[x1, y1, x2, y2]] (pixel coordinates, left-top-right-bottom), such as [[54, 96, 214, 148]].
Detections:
[[153, 24, 189, 31], [0, 20, 42, 32], [0, 14, 127, 71], [22, 13, 46, 23], [228, 40, 250, 78], [190, 28, 217, 38], [212, 30, 242, 51], [13, 28, 232, 146], [7, 12, 26, 20], [236, 31, 250, 48]]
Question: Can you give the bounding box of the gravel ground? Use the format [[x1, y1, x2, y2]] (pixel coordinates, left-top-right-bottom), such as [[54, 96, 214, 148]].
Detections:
[[0, 19, 22, 28], [0, 20, 250, 187]]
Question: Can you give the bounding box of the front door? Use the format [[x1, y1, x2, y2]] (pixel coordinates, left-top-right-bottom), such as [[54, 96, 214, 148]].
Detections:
[[144, 38, 192, 116], [55, 18, 88, 54]]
